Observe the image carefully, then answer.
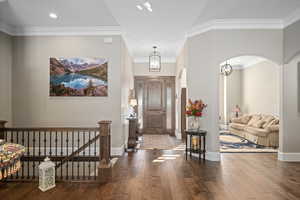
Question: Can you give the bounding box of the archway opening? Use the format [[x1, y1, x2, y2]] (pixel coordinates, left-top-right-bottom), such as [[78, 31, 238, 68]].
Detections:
[[219, 56, 281, 153]]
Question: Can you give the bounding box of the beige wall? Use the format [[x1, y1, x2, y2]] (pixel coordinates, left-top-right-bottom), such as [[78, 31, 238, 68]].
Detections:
[[134, 62, 176, 76], [281, 19, 300, 155], [282, 55, 300, 153], [0, 31, 12, 125], [121, 39, 134, 147], [241, 61, 279, 116], [11, 35, 124, 148]]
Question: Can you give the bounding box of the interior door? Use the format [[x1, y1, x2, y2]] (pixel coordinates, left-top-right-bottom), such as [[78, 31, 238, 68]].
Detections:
[[144, 79, 165, 134], [135, 76, 175, 135]]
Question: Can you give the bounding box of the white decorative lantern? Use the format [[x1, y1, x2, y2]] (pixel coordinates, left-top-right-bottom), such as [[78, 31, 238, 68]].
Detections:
[[39, 157, 55, 192]]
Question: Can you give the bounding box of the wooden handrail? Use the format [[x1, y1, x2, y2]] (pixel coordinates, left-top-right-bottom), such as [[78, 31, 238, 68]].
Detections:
[[2, 127, 99, 131], [0, 120, 114, 183]]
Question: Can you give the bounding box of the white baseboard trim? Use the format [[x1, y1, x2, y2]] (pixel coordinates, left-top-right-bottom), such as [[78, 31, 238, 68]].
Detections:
[[175, 130, 182, 140], [278, 151, 300, 162], [111, 144, 125, 156], [190, 151, 220, 161], [206, 152, 221, 161]]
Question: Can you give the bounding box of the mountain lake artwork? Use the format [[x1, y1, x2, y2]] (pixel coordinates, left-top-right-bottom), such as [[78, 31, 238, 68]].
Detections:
[[50, 57, 108, 96]]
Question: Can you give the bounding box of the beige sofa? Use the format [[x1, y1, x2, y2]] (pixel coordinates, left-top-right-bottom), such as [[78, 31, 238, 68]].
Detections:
[[229, 114, 279, 147]]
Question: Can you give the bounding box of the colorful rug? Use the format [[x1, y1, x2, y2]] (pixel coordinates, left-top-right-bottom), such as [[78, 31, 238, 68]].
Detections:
[[220, 132, 278, 153]]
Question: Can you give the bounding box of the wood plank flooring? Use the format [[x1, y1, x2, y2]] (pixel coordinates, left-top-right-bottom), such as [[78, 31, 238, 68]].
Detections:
[[1, 151, 300, 200]]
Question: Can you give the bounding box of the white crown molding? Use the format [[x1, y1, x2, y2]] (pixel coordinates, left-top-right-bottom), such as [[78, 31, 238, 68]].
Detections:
[[0, 24, 122, 36], [187, 19, 284, 38], [134, 57, 176, 63], [278, 151, 300, 162]]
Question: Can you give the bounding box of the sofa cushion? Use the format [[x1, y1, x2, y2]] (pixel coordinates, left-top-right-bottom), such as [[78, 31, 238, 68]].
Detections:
[[251, 120, 266, 128], [240, 115, 252, 124], [229, 123, 246, 131], [247, 115, 261, 126], [231, 115, 252, 124], [265, 119, 279, 127], [261, 115, 275, 128], [244, 126, 269, 137]]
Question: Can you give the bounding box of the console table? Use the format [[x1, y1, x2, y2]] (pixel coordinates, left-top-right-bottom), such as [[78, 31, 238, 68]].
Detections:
[[185, 129, 207, 161]]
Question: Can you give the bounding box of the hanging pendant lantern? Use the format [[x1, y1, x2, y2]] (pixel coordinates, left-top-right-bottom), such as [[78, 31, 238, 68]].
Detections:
[[149, 46, 161, 72], [221, 61, 233, 76]]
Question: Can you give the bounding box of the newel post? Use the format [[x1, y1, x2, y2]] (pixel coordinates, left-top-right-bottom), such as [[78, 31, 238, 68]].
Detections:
[[0, 120, 7, 140], [98, 120, 112, 183]]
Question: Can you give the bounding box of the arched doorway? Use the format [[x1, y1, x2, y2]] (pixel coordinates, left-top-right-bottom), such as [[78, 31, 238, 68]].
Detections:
[[218, 56, 282, 155]]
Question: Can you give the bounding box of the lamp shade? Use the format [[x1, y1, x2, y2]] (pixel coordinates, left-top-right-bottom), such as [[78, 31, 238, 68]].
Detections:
[[130, 99, 138, 107]]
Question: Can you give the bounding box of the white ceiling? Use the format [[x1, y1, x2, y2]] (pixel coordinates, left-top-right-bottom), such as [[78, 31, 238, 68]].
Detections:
[[1, 0, 300, 62], [0, 0, 119, 27], [193, 0, 300, 27]]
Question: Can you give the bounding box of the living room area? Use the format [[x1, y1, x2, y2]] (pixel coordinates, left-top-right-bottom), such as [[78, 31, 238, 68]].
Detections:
[[219, 56, 280, 153]]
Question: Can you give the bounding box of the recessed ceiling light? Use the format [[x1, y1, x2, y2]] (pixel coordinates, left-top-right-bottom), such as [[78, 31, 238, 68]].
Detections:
[[143, 2, 152, 12], [136, 5, 143, 10], [143, 2, 151, 9], [49, 13, 58, 19]]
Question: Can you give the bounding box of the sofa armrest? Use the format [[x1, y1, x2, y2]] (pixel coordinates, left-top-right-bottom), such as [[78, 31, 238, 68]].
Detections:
[[267, 125, 279, 132]]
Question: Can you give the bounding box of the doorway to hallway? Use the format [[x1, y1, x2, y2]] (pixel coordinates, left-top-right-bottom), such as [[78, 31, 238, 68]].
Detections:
[[135, 76, 175, 135], [134, 76, 181, 150]]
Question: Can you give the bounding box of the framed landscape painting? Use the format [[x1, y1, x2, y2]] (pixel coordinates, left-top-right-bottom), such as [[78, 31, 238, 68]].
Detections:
[[50, 57, 108, 96]]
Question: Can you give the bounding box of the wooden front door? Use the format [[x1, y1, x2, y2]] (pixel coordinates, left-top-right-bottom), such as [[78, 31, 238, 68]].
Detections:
[[135, 76, 175, 135]]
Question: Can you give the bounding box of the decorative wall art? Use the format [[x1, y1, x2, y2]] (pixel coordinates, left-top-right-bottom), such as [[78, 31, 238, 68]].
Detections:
[[50, 57, 108, 96]]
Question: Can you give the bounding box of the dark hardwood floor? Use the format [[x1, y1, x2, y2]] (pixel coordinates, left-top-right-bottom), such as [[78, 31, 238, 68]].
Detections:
[[1, 151, 300, 200]]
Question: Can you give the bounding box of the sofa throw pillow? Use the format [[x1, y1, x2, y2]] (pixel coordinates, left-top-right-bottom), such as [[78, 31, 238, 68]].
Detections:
[[240, 115, 252, 124], [247, 115, 261, 126], [266, 119, 279, 127], [251, 120, 266, 128], [262, 115, 275, 128]]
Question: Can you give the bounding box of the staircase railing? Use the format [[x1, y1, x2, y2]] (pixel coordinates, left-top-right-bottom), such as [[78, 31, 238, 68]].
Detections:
[[0, 120, 113, 183]]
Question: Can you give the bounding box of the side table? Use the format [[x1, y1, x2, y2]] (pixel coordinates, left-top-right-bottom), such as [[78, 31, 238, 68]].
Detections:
[[185, 129, 207, 161]]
